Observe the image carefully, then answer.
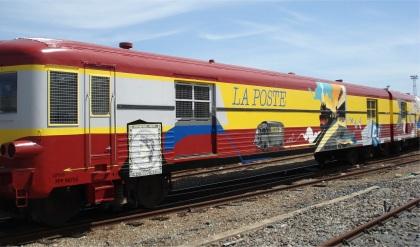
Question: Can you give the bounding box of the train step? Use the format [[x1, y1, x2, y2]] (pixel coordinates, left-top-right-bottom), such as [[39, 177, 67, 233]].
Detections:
[[91, 171, 111, 182], [88, 182, 115, 204], [15, 189, 28, 208]]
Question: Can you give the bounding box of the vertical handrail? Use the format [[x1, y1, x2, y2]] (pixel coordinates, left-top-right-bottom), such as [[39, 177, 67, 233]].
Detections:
[[386, 89, 394, 143], [83, 65, 90, 169], [113, 66, 117, 166]]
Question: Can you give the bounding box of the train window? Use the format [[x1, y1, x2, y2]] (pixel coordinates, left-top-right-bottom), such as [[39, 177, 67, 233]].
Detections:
[[193, 85, 210, 118], [49, 71, 78, 125], [400, 101, 409, 134], [175, 83, 211, 119], [0, 72, 17, 113], [194, 86, 210, 100], [91, 76, 110, 116], [175, 84, 192, 99], [400, 101, 407, 119], [194, 101, 210, 118], [367, 98, 378, 123], [176, 101, 193, 118]]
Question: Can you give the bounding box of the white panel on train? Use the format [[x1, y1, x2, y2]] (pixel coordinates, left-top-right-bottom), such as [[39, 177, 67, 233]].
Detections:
[[128, 123, 162, 177]]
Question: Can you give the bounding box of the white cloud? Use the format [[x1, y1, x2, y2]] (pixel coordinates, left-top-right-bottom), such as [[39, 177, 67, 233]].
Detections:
[[103, 28, 187, 43], [276, 6, 314, 24], [0, 1, 417, 94], [199, 20, 277, 41], [200, 18, 419, 94], [198, 5, 316, 41], [199, 29, 270, 41], [0, 0, 228, 29]]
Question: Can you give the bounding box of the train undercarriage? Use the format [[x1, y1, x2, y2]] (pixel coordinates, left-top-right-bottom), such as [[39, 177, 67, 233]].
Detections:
[[0, 137, 417, 226]]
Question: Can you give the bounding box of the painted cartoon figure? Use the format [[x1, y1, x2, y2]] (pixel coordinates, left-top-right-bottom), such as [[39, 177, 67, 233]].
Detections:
[[416, 97, 420, 134], [319, 103, 334, 130], [312, 82, 355, 152], [396, 100, 413, 135], [361, 121, 380, 147]]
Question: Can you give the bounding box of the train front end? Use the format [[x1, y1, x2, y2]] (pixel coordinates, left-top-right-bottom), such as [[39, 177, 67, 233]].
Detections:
[[0, 40, 51, 218], [0, 70, 44, 215]]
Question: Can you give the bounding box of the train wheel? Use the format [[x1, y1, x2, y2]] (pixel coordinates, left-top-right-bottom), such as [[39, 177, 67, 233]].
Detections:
[[380, 143, 391, 157], [345, 149, 359, 165], [314, 153, 327, 167], [392, 141, 402, 154], [31, 188, 81, 226], [361, 147, 374, 162], [137, 175, 168, 209]]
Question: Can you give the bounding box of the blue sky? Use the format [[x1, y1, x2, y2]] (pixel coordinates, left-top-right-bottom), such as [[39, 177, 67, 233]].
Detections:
[[0, 0, 419, 94]]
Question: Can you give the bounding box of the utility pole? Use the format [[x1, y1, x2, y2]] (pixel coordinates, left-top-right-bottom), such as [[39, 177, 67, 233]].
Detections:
[[410, 75, 418, 97]]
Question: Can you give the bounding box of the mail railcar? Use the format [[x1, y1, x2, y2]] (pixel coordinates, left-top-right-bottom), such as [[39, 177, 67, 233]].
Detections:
[[0, 38, 418, 225]]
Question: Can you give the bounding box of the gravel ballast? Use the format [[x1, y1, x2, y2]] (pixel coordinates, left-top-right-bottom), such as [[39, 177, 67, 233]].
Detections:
[[349, 205, 420, 247], [25, 157, 420, 247], [209, 176, 419, 247]]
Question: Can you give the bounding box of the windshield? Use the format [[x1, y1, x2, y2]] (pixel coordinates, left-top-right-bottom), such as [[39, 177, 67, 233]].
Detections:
[[0, 72, 17, 113]]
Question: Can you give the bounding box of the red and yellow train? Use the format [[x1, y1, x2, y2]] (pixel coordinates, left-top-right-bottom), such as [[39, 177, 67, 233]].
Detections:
[[0, 38, 418, 225]]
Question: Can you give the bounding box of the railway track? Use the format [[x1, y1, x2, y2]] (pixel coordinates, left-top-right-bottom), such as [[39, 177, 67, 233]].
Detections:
[[171, 153, 314, 179], [0, 151, 419, 245], [319, 197, 420, 247], [168, 151, 419, 203]]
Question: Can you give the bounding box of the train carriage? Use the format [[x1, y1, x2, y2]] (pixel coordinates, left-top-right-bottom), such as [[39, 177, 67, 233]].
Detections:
[[0, 38, 418, 225]]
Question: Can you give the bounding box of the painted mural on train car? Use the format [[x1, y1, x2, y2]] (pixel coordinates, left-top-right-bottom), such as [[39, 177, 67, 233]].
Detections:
[[310, 82, 356, 152], [413, 96, 420, 136], [216, 81, 399, 155], [254, 121, 284, 150]]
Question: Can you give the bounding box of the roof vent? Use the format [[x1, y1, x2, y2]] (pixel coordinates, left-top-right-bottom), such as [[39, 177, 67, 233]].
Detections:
[[288, 72, 295, 75], [119, 42, 133, 50], [335, 79, 343, 82], [209, 59, 215, 64]]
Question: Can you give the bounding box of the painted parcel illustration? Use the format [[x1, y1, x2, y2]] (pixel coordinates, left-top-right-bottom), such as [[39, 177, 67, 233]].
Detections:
[[254, 121, 284, 150], [312, 82, 356, 152]]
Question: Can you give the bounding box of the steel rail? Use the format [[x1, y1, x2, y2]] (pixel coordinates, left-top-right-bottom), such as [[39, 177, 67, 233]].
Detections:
[[172, 150, 419, 180], [319, 197, 420, 247], [171, 153, 314, 179], [170, 152, 419, 196], [169, 162, 318, 196]]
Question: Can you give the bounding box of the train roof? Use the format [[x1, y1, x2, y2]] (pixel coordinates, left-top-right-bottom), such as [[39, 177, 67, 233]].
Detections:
[[0, 38, 414, 101]]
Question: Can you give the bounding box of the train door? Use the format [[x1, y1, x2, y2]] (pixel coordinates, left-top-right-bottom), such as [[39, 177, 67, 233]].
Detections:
[[400, 101, 408, 134], [85, 68, 115, 170], [173, 82, 216, 158], [366, 98, 379, 146]]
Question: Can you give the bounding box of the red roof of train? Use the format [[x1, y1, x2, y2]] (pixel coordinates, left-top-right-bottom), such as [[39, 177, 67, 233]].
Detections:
[[0, 38, 413, 101]]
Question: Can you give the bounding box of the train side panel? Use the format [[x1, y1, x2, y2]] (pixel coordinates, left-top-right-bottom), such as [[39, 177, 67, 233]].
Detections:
[[2, 66, 418, 205], [345, 95, 392, 147], [391, 98, 417, 142]]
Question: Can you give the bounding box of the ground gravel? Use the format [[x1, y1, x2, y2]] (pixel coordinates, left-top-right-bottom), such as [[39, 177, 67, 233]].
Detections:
[[349, 204, 420, 247], [26, 156, 420, 247], [210, 175, 420, 247]]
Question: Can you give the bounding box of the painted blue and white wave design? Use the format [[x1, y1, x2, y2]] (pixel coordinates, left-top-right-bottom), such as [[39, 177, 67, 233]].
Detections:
[[164, 122, 224, 151]]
